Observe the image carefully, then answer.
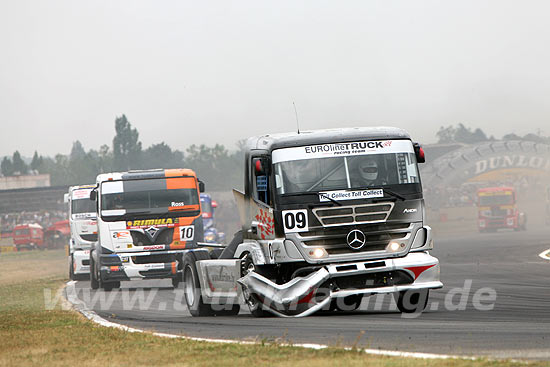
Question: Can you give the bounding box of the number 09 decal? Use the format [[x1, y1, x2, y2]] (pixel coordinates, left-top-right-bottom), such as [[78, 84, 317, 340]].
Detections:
[[180, 225, 195, 241], [282, 209, 309, 233]]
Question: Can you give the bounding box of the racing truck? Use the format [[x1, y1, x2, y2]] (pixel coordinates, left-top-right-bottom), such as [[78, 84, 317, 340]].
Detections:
[[89, 169, 204, 291], [477, 186, 526, 232], [64, 185, 97, 280], [181, 127, 442, 317], [200, 193, 226, 244]]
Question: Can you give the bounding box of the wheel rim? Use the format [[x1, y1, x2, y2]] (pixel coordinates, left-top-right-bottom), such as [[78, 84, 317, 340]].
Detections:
[[184, 266, 195, 306]]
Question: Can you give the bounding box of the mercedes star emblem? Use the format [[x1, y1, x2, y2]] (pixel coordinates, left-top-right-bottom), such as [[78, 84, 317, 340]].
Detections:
[[346, 229, 366, 250]]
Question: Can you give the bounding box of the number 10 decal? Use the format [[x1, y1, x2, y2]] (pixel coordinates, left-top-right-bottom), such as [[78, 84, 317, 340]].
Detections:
[[180, 225, 195, 241], [282, 209, 308, 233]]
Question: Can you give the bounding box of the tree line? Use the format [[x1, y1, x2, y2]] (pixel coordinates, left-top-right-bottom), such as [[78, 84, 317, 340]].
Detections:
[[436, 123, 550, 145], [1, 115, 245, 191]]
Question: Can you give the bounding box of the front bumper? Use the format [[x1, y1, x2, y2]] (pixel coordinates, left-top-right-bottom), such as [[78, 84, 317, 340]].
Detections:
[[99, 250, 184, 282], [238, 251, 442, 317], [72, 249, 90, 275]]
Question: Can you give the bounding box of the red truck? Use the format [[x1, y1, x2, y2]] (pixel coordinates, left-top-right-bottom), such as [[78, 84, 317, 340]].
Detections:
[[477, 187, 527, 232], [44, 220, 70, 249], [12, 223, 44, 250]]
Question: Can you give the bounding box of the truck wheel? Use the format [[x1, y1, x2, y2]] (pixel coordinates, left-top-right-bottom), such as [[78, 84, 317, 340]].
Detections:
[[395, 289, 429, 314], [69, 255, 75, 280], [330, 295, 363, 312], [102, 281, 120, 292], [183, 252, 214, 316], [90, 255, 99, 290], [212, 304, 240, 316], [240, 252, 268, 317]]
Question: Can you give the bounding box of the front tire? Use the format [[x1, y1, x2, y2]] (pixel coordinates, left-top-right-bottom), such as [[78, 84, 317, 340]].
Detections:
[[183, 252, 214, 317], [394, 289, 429, 314], [69, 255, 75, 280], [90, 254, 99, 290]]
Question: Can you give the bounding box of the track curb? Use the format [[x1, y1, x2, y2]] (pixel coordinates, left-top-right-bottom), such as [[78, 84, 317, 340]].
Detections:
[[62, 281, 484, 361]]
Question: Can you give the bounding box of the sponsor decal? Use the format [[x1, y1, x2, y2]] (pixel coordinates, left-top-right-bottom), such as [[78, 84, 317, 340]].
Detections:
[[112, 231, 131, 240], [272, 140, 414, 163], [171, 201, 185, 207], [127, 218, 176, 229], [142, 245, 165, 250], [210, 267, 236, 283], [255, 208, 275, 239], [319, 189, 384, 202], [72, 188, 93, 199], [403, 208, 418, 213]]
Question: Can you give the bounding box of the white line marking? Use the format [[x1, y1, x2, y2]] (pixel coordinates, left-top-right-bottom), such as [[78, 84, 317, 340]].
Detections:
[[63, 282, 479, 361], [538, 249, 550, 261]]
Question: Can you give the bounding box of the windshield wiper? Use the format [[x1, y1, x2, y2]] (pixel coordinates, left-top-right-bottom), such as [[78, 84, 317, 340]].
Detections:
[[283, 192, 343, 206], [382, 189, 406, 201]]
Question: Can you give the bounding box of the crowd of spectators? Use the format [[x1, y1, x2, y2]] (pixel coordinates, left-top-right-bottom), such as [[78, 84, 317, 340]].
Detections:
[[0, 210, 67, 234]]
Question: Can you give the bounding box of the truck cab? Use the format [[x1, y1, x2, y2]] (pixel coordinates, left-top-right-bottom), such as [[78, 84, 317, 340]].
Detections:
[[65, 185, 97, 279], [200, 193, 226, 244], [477, 187, 527, 232], [182, 127, 442, 317], [89, 168, 204, 291], [13, 223, 43, 250]]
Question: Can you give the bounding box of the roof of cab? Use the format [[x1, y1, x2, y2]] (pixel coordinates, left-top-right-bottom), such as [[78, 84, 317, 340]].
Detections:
[[96, 168, 197, 183], [246, 127, 412, 152]]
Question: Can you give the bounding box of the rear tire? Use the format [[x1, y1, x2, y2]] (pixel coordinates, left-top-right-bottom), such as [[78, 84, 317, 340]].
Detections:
[[183, 252, 214, 316], [394, 289, 429, 314]]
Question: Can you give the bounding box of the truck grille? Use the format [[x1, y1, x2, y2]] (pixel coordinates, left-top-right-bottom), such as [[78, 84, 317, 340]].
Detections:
[[297, 222, 411, 255], [312, 202, 394, 227], [130, 228, 174, 246]]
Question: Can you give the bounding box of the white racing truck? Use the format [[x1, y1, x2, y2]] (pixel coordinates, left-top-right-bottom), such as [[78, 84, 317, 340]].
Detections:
[[182, 127, 442, 317], [65, 185, 97, 280], [89, 169, 205, 291]]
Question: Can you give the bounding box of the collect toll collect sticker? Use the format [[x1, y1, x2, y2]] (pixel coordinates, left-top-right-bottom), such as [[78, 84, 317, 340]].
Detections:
[[319, 189, 384, 202]]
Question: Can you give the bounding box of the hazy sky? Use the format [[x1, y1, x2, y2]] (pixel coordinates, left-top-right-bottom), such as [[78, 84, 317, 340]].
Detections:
[[1, 0, 550, 157]]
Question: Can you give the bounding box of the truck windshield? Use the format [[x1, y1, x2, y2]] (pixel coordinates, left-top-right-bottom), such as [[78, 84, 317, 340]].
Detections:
[[478, 194, 514, 206], [272, 140, 420, 195], [72, 198, 96, 215], [100, 177, 199, 218]]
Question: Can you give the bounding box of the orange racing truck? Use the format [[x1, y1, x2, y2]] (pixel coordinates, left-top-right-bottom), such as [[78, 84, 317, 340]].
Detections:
[[477, 186, 526, 232], [89, 169, 205, 291]]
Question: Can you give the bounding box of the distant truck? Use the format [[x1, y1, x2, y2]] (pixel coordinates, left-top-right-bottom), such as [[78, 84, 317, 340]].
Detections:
[[200, 193, 226, 244], [65, 185, 98, 280], [12, 223, 43, 250], [89, 169, 205, 291], [44, 220, 70, 249], [477, 187, 526, 232]]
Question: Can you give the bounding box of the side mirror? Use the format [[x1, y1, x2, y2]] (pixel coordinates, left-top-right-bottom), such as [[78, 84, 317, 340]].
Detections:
[[63, 193, 69, 204], [89, 190, 97, 201], [212, 201, 218, 208], [199, 181, 205, 193], [413, 143, 425, 164]]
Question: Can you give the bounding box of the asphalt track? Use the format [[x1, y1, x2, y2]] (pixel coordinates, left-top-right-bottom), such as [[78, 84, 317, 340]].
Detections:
[[69, 229, 550, 360]]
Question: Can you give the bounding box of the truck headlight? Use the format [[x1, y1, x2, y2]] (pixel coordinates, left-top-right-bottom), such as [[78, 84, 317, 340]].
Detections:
[[205, 233, 216, 242], [308, 248, 328, 259], [387, 241, 404, 252]]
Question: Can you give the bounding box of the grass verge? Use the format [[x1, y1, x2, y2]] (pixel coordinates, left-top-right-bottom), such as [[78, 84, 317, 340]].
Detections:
[[0, 250, 545, 366]]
